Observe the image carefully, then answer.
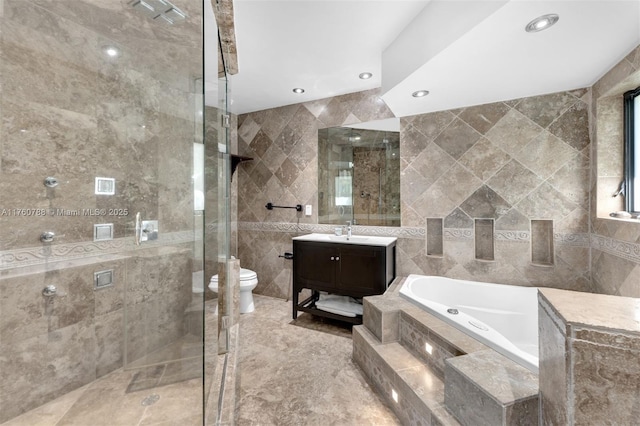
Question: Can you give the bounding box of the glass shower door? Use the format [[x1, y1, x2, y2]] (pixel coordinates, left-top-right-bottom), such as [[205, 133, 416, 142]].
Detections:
[[0, 0, 210, 424]]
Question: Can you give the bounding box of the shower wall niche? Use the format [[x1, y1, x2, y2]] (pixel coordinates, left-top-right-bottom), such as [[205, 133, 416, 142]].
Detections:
[[475, 219, 495, 261], [426, 218, 444, 257], [531, 220, 555, 266]]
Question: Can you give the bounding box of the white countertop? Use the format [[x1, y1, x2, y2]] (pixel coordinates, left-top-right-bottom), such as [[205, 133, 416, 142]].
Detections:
[[292, 233, 397, 247]]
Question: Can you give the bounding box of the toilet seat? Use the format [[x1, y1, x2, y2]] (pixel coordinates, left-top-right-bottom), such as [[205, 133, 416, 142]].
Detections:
[[208, 267, 258, 314], [209, 268, 258, 290], [239, 268, 257, 281]]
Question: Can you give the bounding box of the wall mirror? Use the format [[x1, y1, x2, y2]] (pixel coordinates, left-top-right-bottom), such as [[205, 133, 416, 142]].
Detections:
[[318, 118, 401, 226]]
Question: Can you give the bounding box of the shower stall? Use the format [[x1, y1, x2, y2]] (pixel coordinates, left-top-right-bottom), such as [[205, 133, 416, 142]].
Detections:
[[0, 0, 230, 424]]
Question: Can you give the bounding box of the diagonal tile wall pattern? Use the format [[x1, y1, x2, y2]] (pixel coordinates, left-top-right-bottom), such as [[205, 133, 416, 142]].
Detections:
[[236, 89, 395, 297], [236, 46, 640, 301], [398, 89, 592, 289], [236, 88, 597, 297], [589, 44, 640, 298]]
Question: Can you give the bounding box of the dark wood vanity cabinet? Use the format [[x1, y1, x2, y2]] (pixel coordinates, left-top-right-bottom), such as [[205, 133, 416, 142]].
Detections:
[[292, 239, 396, 324]]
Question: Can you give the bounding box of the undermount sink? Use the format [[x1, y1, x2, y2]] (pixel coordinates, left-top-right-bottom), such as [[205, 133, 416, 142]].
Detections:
[[292, 233, 397, 247]]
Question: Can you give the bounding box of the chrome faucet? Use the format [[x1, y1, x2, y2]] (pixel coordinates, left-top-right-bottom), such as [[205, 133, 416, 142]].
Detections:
[[346, 221, 352, 240]]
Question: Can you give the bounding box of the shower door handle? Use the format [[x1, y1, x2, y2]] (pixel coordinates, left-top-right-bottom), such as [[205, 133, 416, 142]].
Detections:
[[135, 212, 158, 245], [135, 212, 142, 245]]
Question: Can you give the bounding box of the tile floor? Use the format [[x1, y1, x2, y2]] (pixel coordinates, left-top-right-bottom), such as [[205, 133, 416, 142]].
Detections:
[[2, 295, 399, 425], [1, 366, 204, 426], [1, 301, 217, 426], [236, 295, 400, 425]]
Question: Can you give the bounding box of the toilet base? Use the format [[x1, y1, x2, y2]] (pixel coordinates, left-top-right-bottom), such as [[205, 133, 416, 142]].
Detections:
[[209, 269, 257, 314], [240, 290, 255, 314]]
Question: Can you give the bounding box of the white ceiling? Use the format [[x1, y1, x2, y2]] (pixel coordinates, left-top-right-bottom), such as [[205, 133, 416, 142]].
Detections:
[[220, 0, 640, 117]]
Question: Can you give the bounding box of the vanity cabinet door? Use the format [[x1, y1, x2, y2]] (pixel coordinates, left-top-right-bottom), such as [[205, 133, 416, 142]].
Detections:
[[336, 245, 384, 296], [293, 241, 337, 291]]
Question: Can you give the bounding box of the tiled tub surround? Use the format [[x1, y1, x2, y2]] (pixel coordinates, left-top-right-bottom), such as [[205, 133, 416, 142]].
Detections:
[[353, 279, 539, 425], [237, 86, 594, 299], [398, 88, 592, 290], [538, 288, 640, 425], [399, 274, 539, 373], [355, 279, 640, 425], [590, 45, 640, 298]]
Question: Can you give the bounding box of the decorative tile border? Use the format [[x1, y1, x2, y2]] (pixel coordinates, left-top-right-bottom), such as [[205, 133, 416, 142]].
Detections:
[[555, 233, 590, 247], [6, 224, 621, 271], [591, 234, 640, 264], [237, 221, 425, 239], [495, 231, 530, 243], [0, 231, 196, 270], [236, 222, 596, 250], [444, 228, 474, 241]]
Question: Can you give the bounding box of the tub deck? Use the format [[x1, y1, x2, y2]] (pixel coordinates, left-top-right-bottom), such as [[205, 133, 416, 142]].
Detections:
[[353, 277, 539, 425], [399, 274, 539, 372]]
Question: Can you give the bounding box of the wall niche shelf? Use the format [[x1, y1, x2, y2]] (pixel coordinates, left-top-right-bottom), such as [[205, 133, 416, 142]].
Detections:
[[230, 155, 252, 181]]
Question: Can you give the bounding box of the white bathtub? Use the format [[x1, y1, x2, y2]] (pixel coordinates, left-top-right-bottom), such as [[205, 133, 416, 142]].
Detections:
[[399, 274, 539, 372]]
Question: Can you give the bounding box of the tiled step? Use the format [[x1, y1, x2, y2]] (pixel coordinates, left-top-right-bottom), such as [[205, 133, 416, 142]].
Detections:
[[445, 351, 539, 426], [353, 325, 460, 425], [355, 287, 540, 426], [398, 304, 489, 380]]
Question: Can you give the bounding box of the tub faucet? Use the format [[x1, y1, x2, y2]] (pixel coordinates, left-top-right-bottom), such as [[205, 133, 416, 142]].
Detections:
[[346, 221, 352, 239]]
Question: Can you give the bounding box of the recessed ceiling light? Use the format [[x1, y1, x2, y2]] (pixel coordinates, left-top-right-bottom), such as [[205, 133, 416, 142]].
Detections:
[[412, 90, 429, 98], [525, 14, 559, 33], [359, 72, 373, 80], [293, 88, 305, 94], [103, 46, 120, 58]]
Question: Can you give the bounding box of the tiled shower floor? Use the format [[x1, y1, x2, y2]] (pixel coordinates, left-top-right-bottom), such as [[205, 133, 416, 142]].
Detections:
[[4, 296, 399, 425], [1, 363, 204, 426], [2, 301, 217, 426]]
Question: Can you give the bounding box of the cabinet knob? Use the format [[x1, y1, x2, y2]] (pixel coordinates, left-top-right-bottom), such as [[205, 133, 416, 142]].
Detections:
[[330, 256, 335, 261], [335, 256, 340, 261]]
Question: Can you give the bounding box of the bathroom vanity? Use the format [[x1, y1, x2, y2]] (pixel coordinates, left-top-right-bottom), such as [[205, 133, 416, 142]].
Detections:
[[292, 233, 396, 324]]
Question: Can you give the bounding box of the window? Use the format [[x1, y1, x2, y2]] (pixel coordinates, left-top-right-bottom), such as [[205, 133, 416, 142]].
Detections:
[[335, 172, 352, 206], [624, 87, 640, 213]]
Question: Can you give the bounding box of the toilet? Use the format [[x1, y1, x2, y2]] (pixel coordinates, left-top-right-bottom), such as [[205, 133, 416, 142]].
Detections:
[[209, 268, 258, 314]]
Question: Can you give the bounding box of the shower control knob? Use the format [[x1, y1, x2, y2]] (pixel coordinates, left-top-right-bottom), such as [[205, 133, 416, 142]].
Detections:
[[40, 231, 55, 243], [42, 285, 57, 297], [44, 177, 59, 188]]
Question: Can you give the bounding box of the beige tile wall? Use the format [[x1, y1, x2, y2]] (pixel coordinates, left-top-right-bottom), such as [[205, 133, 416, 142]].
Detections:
[[590, 45, 640, 298], [237, 87, 594, 297], [236, 89, 396, 297], [0, 0, 203, 421], [398, 90, 591, 288], [538, 288, 640, 425]]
